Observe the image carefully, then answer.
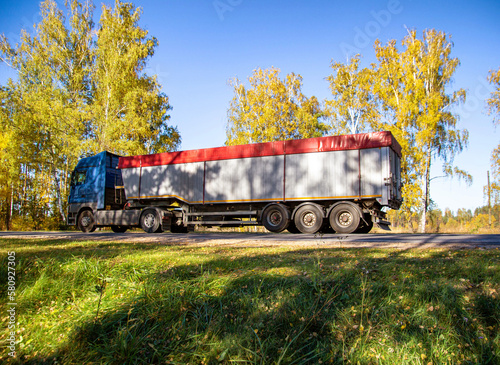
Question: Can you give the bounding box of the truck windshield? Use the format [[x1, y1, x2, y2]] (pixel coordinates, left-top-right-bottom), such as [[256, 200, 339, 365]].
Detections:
[[71, 170, 87, 186]]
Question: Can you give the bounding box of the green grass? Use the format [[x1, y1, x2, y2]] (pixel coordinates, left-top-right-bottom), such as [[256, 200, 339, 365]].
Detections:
[[0, 238, 499, 364]]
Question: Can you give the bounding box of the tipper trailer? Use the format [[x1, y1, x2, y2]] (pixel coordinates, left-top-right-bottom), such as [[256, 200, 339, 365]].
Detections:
[[67, 131, 402, 234]]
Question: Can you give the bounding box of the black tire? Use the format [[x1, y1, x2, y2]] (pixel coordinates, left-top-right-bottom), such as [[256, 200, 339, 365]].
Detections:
[[355, 215, 373, 234], [294, 204, 324, 234], [78, 210, 96, 233], [286, 220, 301, 234], [262, 204, 289, 233], [140, 209, 161, 233], [171, 222, 188, 233], [111, 225, 128, 233], [329, 203, 361, 234]]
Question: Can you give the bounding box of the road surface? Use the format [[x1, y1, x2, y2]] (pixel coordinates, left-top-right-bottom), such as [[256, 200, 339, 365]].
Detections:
[[1, 231, 499, 249]]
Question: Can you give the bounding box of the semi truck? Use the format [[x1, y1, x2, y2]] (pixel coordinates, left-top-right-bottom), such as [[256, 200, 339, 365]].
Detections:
[[67, 131, 402, 234]]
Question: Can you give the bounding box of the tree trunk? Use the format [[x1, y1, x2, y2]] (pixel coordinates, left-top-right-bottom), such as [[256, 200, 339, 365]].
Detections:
[[5, 187, 12, 231], [52, 168, 66, 223], [20, 164, 27, 213], [9, 184, 13, 224], [419, 149, 432, 233], [488, 171, 492, 228]]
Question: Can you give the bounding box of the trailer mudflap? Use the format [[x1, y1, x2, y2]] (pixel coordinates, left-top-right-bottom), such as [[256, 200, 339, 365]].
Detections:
[[375, 219, 391, 231]]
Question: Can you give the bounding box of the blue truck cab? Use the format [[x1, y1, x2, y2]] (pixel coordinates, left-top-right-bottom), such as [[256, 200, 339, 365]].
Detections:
[[68, 151, 174, 233], [67, 151, 126, 232]]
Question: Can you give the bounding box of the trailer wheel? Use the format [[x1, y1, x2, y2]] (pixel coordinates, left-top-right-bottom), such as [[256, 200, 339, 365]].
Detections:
[[78, 210, 96, 233], [111, 225, 128, 233], [294, 204, 324, 234], [286, 221, 301, 234], [329, 204, 360, 234], [262, 204, 289, 233], [140, 209, 161, 233], [355, 214, 373, 234]]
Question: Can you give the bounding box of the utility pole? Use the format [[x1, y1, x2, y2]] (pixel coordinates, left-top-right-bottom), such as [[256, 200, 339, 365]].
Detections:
[[488, 171, 492, 228]]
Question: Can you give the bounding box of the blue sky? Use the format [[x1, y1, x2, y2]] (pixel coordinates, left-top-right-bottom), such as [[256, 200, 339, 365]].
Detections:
[[1, 0, 499, 213]]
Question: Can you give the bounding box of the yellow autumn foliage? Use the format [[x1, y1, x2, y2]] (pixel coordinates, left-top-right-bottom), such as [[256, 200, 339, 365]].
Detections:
[[225, 67, 327, 145]]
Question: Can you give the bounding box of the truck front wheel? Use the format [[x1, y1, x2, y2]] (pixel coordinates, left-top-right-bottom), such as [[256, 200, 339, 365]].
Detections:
[[140, 209, 161, 233], [262, 204, 289, 233], [329, 204, 360, 234], [78, 210, 96, 233]]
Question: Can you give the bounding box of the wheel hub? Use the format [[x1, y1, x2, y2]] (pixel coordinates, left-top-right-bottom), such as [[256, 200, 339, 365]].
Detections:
[[269, 211, 282, 226], [81, 216, 91, 227], [338, 212, 352, 226], [144, 213, 155, 228], [302, 212, 316, 227]]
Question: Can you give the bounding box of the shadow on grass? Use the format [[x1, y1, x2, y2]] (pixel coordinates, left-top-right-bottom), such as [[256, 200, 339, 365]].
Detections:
[[4, 243, 500, 364], [0, 237, 189, 252]]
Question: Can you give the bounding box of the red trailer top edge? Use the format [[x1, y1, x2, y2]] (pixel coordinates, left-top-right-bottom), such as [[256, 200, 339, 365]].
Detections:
[[117, 131, 402, 169]]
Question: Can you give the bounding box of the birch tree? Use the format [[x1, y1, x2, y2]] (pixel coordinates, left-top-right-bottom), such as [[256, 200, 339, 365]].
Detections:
[[225, 67, 327, 145], [486, 68, 500, 202], [0, 0, 180, 227], [487, 68, 500, 125], [325, 54, 379, 135], [0, 0, 92, 223], [0, 86, 15, 229], [374, 29, 470, 233], [89, 0, 180, 155]]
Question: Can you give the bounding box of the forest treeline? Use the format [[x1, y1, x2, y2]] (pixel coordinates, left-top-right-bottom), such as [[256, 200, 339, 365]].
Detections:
[[0, 0, 499, 233], [0, 0, 180, 230]]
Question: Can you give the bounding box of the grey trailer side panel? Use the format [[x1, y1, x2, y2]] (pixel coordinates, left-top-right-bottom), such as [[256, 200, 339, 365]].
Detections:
[[120, 146, 399, 206], [140, 162, 204, 203], [360, 148, 384, 199], [205, 155, 284, 203], [380, 147, 390, 206], [391, 148, 402, 203], [285, 150, 360, 201], [121, 167, 141, 200], [378, 146, 403, 207]]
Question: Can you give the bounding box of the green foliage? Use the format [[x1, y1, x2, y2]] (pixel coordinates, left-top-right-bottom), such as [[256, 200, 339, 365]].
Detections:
[[1, 239, 499, 364], [225, 67, 327, 145], [0, 0, 180, 229]]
